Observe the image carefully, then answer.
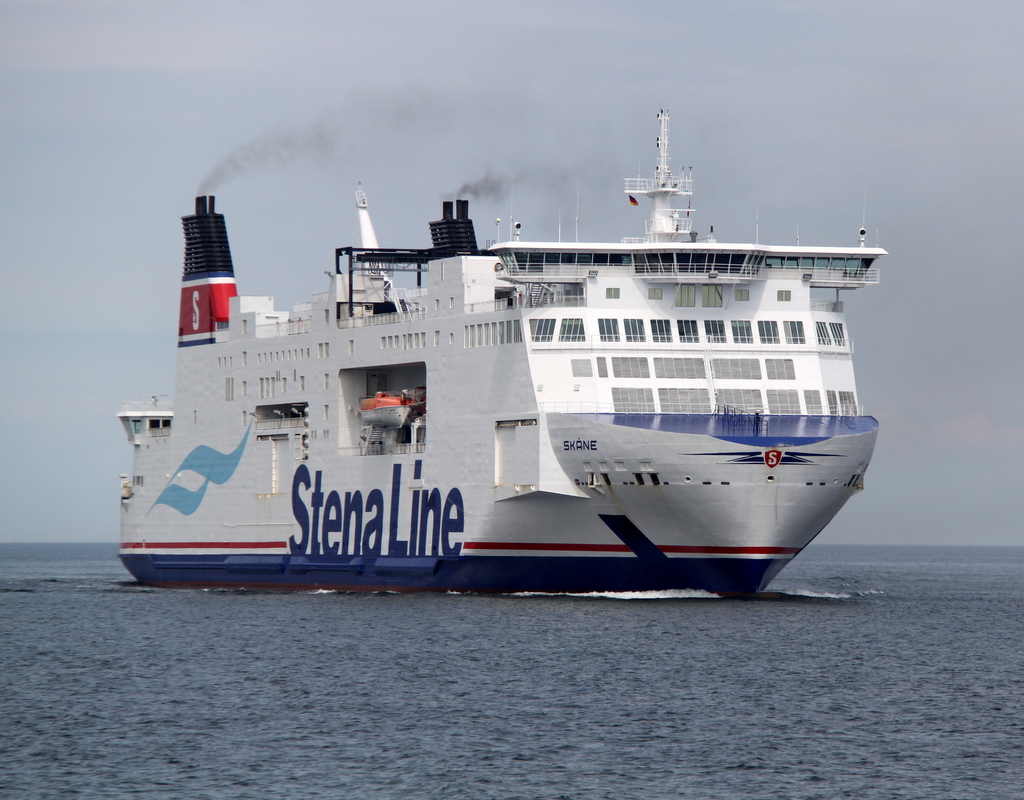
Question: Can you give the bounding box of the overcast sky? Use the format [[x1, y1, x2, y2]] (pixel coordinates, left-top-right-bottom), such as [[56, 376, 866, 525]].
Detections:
[[2, 0, 1023, 545]]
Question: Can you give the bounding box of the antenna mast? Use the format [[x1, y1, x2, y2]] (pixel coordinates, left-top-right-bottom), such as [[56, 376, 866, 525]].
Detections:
[[623, 109, 694, 243]]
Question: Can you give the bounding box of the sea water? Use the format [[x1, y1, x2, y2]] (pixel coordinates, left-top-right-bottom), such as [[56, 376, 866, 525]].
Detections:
[[1, 543, 1021, 800]]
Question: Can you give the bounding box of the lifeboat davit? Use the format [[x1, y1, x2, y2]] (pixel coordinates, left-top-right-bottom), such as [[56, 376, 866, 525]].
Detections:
[[359, 392, 412, 428]]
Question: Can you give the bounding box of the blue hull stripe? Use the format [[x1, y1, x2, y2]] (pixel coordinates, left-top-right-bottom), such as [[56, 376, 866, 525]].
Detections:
[[120, 552, 791, 594], [574, 412, 878, 446]]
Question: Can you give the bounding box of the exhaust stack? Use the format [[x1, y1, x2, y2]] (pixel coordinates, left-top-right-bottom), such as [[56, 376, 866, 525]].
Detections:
[[429, 198, 479, 257], [177, 195, 238, 347]]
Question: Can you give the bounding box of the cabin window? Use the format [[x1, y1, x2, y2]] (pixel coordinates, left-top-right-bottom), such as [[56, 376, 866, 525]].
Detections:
[[611, 357, 650, 379], [571, 359, 593, 377], [225, 377, 234, 401], [596, 357, 608, 378], [624, 319, 646, 343], [826, 390, 839, 415], [816, 322, 832, 345], [530, 319, 556, 342], [611, 387, 655, 413], [804, 390, 823, 414], [731, 320, 753, 344], [758, 320, 780, 344], [838, 391, 858, 415], [702, 285, 723, 308], [658, 387, 711, 413], [765, 359, 796, 380], [777, 290, 792, 302], [675, 285, 696, 307], [606, 288, 620, 299], [653, 358, 705, 379], [767, 390, 801, 414], [716, 388, 764, 412], [559, 318, 585, 342], [650, 319, 672, 343], [598, 319, 620, 342], [648, 288, 663, 300], [783, 321, 805, 344], [712, 358, 762, 380], [829, 322, 846, 345], [735, 289, 749, 301], [324, 405, 330, 420], [704, 320, 726, 344], [677, 319, 699, 343]]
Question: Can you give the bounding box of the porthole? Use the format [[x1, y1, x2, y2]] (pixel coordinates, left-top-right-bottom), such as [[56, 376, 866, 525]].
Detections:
[[833, 478, 839, 484], [684, 476, 692, 483], [766, 475, 776, 483], [702, 481, 712, 485], [721, 481, 730, 486]]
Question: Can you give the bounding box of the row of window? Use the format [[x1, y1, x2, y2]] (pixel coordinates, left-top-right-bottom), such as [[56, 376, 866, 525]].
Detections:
[[531, 317, 846, 346], [464, 320, 524, 348], [569, 356, 798, 381], [609, 285, 790, 306], [502, 250, 873, 271], [381, 332, 428, 350], [610, 387, 858, 415]]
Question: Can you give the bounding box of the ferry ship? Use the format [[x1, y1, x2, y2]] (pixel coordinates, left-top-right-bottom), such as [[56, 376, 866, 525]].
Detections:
[[117, 111, 883, 593]]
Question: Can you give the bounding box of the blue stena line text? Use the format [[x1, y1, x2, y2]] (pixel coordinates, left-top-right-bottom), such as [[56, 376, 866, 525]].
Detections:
[[290, 463, 464, 557], [563, 439, 598, 451]]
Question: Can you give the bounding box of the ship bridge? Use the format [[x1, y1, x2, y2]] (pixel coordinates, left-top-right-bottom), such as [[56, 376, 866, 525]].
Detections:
[[491, 243, 883, 290]]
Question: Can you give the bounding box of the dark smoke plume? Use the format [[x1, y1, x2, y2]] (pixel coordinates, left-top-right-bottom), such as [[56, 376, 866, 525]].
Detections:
[[454, 171, 507, 201]]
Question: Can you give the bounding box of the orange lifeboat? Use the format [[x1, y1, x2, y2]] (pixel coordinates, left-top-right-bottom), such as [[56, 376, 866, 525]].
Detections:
[[359, 392, 413, 428]]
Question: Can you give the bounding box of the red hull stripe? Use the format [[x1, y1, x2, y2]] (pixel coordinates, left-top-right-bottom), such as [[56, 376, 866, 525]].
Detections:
[[121, 541, 287, 550], [463, 542, 799, 555]]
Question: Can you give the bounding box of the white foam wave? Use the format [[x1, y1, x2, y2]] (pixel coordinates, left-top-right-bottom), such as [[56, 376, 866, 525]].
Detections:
[[512, 589, 721, 600], [784, 589, 852, 599]]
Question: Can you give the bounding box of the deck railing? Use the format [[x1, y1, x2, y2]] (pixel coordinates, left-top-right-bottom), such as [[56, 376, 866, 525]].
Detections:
[[254, 318, 312, 338]]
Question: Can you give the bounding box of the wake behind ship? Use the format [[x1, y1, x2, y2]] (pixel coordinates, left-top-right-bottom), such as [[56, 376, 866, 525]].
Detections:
[[117, 112, 883, 593]]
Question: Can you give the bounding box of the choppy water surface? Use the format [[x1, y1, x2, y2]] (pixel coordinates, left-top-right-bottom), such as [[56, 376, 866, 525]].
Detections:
[[2, 543, 1022, 799]]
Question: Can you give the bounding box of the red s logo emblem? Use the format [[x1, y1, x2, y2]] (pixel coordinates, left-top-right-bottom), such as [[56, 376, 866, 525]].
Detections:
[[764, 449, 782, 468]]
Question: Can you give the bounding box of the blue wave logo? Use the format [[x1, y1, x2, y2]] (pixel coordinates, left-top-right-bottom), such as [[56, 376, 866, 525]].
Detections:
[[148, 424, 252, 516]]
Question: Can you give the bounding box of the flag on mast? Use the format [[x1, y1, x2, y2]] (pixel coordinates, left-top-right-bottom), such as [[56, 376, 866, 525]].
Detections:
[[628, 195, 639, 206]]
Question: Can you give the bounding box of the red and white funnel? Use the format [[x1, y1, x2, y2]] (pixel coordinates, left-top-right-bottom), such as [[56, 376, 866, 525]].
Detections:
[[177, 195, 238, 347]]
